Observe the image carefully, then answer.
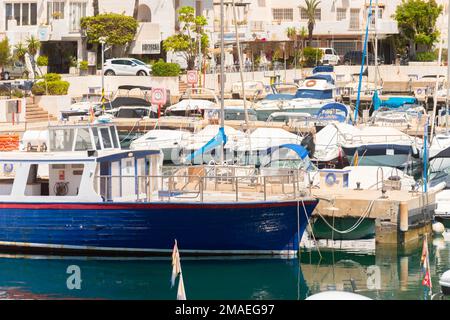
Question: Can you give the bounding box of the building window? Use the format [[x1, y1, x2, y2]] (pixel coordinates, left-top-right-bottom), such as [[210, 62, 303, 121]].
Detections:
[[258, 0, 266, 6], [69, 2, 87, 32], [300, 8, 321, 21], [5, 2, 37, 29], [47, 1, 65, 23], [350, 9, 360, 30], [337, 8, 346, 21], [272, 8, 294, 22]]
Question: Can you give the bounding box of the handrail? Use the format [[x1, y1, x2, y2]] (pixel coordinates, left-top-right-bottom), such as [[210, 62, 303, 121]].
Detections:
[[95, 170, 309, 203]]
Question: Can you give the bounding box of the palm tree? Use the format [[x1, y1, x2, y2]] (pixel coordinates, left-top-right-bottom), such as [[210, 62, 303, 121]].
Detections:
[[93, 0, 99, 16], [300, 0, 321, 46], [26, 36, 41, 77], [286, 27, 298, 41], [14, 42, 27, 64], [133, 0, 140, 20]]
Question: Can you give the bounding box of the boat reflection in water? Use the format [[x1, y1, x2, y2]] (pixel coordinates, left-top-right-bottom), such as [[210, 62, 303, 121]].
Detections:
[[0, 234, 450, 300]]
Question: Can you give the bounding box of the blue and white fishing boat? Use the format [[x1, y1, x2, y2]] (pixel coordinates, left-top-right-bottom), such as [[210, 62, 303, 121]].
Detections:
[[0, 122, 317, 256]]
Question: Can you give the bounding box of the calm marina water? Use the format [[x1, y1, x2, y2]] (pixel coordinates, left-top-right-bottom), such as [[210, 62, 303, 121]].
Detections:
[[0, 233, 449, 300]]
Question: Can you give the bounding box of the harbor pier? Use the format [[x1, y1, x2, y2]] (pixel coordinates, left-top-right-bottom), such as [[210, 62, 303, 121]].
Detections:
[[310, 188, 437, 249]]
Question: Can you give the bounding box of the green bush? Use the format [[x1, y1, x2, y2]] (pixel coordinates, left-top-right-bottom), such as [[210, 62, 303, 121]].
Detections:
[[415, 51, 437, 62], [151, 60, 181, 77], [11, 89, 24, 98], [41, 73, 62, 82], [301, 47, 323, 67], [32, 80, 70, 96], [36, 55, 48, 67], [79, 60, 89, 70]]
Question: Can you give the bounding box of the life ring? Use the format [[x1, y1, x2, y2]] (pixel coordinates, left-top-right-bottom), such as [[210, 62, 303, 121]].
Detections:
[[325, 173, 337, 186], [3, 163, 13, 173], [305, 80, 317, 88]]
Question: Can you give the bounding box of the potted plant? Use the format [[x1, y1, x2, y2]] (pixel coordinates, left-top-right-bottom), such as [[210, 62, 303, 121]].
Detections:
[[78, 60, 88, 76], [37, 55, 48, 75]]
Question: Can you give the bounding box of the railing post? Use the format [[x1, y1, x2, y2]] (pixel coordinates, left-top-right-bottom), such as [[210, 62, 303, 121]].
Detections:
[[235, 176, 239, 202], [200, 176, 204, 202], [263, 176, 267, 201], [292, 172, 297, 199]]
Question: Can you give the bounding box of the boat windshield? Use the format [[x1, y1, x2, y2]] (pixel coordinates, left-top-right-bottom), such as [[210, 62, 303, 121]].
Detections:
[[295, 89, 333, 100]]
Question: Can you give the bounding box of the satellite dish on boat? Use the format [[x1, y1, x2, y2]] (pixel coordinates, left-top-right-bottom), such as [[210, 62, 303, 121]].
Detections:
[[306, 291, 372, 300]]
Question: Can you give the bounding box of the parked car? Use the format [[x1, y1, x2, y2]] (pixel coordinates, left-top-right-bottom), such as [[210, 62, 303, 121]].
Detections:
[[103, 58, 152, 76], [319, 48, 340, 65], [343, 51, 383, 66], [1, 61, 29, 80]]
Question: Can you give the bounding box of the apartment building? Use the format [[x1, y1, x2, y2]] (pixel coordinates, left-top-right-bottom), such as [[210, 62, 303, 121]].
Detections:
[[212, 0, 401, 64], [0, 0, 214, 73]]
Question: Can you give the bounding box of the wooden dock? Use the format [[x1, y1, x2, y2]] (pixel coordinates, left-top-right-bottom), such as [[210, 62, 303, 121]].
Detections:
[[310, 187, 436, 249]]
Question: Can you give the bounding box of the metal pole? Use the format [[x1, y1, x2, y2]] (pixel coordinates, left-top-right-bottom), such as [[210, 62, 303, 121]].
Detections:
[[231, 0, 249, 126], [447, 0, 450, 133], [220, 0, 225, 163], [374, 0, 379, 91], [101, 41, 105, 111]]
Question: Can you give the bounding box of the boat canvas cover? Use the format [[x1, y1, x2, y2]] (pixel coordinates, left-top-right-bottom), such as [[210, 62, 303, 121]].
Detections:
[[373, 91, 418, 111], [166, 100, 216, 112], [316, 103, 349, 122], [294, 89, 333, 100], [306, 74, 335, 85], [313, 66, 334, 74], [185, 127, 228, 162]]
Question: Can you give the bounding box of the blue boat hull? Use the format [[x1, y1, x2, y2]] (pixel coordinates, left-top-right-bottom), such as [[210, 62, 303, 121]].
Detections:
[[0, 201, 317, 256]]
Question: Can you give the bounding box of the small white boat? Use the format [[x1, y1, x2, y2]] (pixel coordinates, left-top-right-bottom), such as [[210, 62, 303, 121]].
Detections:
[[306, 291, 372, 300], [130, 129, 192, 164]]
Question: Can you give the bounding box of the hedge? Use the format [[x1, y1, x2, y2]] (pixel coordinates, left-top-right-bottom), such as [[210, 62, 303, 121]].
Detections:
[[302, 47, 324, 67], [414, 51, 437, 62], [151, 60, 181, 77], [32, 80, 70, 96]]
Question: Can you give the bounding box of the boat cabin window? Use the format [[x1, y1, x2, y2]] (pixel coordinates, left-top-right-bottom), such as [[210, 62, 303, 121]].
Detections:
[[50, 128, 75, 152], [100, 127, 113, 149], [0, 162, 16, 195], [110, 127, 120, 149], [24, 163, 84, 196], [92, 127, 102, 150], [75, 128, 93, 151]]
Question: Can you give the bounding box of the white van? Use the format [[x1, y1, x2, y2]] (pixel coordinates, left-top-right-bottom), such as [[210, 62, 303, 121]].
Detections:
[[319, 48, 340, 66]]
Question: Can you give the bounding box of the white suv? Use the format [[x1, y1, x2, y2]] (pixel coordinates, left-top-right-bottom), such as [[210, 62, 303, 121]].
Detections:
[[104, 58, 152, 76], [319, 48, 340, 66]]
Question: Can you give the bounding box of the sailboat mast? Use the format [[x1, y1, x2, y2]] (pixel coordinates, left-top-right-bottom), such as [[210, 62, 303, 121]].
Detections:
[[220, 0, 225, 163], [353, 0, 373, 123], [232, 0, 249, 126], [374, 0, 378, 91], [447, 0, 450, 133]]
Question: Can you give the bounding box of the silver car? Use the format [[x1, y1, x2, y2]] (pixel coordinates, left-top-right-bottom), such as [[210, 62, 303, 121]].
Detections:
[[103, 58, 152, 76], [1, 61, 29, 80]]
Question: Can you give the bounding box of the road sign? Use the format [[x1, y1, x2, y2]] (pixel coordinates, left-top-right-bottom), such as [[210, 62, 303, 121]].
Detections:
[[151, 88, 167, 105], [187, 70, 199, 85]]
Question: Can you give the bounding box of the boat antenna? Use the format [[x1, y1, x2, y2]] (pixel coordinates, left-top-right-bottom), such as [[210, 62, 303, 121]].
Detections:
[[353, 0, 373, 124], [232, 0, 250, 128]]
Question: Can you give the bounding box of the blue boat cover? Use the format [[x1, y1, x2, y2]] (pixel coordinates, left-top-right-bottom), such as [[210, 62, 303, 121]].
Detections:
[[268, 144, 310, 159], [264, 93, 295, 101], [185, 127, 228, 162], [306, 74, 335, 85], [316, 103, 349, 123], [373, 91, 418, 110], [295, 89, 333, 100], [313, 65, 334, 74]]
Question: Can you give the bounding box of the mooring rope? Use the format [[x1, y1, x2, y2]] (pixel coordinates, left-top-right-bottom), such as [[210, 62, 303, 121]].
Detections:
[[299, 199, 322, 259], [314, 198, 378, 234]]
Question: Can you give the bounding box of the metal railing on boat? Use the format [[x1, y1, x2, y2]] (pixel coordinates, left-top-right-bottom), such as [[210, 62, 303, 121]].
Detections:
[[94, 167, 311, 203]]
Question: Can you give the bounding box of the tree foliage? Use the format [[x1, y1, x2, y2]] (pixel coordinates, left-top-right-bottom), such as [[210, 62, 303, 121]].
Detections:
[[300, 0, 321, 46], [394, 0, 443, 50], [81, 13, 139, 46], [163, 6, 209, 70], [151, 60, 181, 77], [0, 38, 11, 69]]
